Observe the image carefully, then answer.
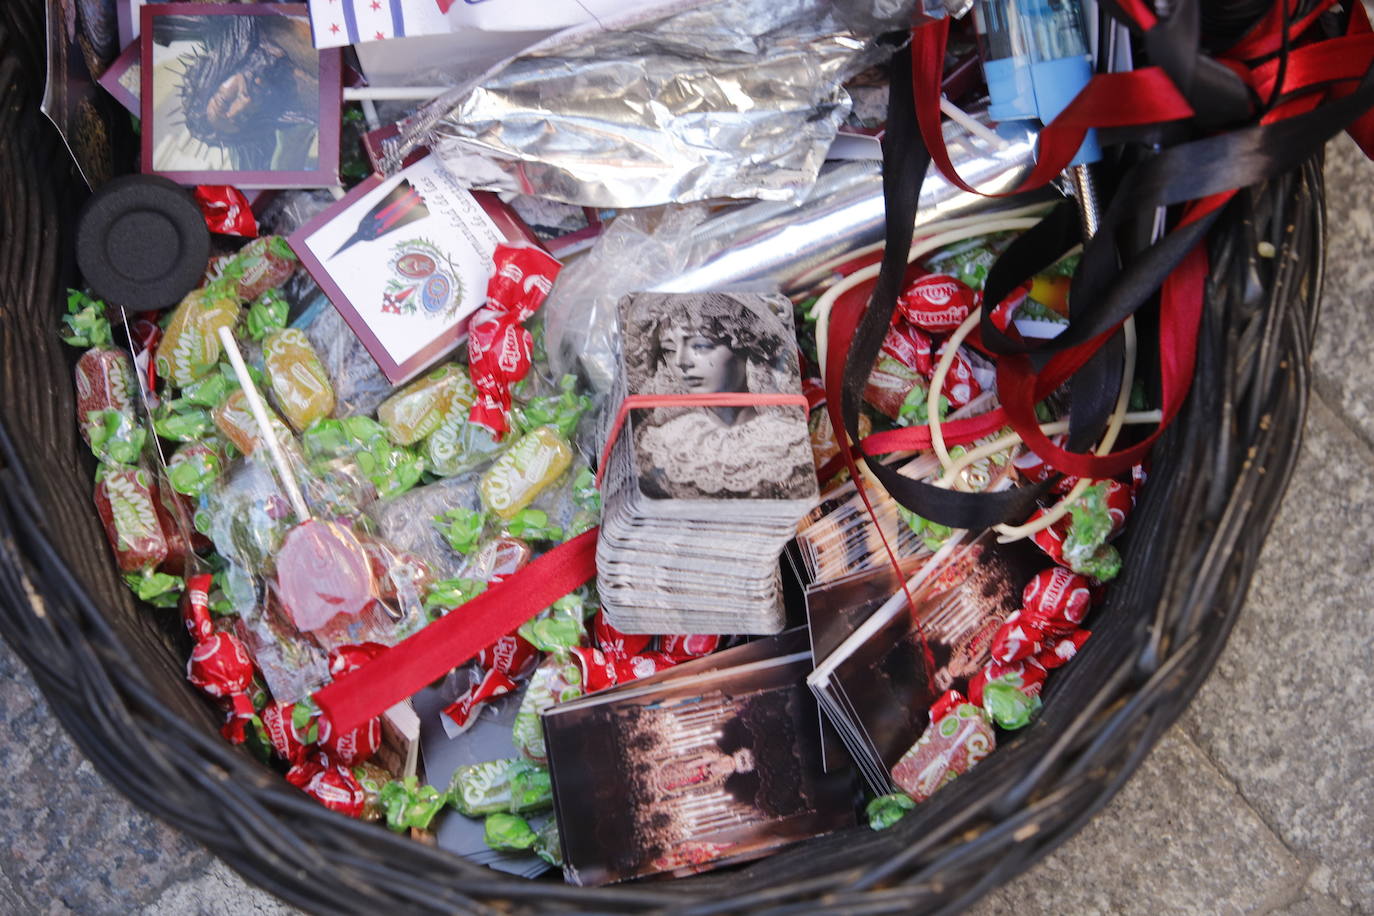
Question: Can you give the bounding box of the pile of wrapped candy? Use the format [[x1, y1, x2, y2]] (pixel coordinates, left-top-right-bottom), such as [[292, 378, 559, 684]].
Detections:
[[56, 0, 1236, 888]]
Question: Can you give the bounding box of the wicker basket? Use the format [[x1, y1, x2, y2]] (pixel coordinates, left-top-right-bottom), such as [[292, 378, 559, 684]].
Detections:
[[0, 0, 1325, 911]]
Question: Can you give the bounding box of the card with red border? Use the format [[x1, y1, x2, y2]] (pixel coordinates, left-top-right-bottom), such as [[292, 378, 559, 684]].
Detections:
[[140, 3, 341, 189], [288, 154, 542, 384]]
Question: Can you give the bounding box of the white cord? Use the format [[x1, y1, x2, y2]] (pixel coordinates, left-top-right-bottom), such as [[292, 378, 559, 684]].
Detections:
[[940, 97, 1007, 150], [793, 201, 1054, 296], [216, 327, 312, 522], [992, 316, 1139, 542], [935, 410, 1163, 489], [813, 216, 1044, 373]]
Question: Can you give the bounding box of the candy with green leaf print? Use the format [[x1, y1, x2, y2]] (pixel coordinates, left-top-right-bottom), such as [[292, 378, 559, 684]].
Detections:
[[263, 327, 335, 432], [226, 235, 297, 303], [157, 285, 242, 388], [74, 348, 139, 455], [889, 691, 995, 804], [93, 464, 169, 573], [167, 440, 225, 498], [479, 426, 572, 521], [378, 364, 477, 446]]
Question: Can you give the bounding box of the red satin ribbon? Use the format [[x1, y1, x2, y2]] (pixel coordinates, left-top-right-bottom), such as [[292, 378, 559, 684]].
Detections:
[[313, 528, 598, 734], [904, 3, 1374, 484]]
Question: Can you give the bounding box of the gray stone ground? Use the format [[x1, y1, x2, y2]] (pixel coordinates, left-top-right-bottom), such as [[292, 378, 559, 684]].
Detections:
[[2, 137, 1373, 914]]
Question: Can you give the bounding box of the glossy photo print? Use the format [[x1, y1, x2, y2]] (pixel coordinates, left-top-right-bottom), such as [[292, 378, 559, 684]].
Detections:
[[140, 3, 340, 187]]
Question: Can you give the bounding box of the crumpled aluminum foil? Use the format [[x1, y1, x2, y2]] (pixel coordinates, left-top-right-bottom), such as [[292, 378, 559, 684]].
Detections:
[[380, 0, 929, 207]]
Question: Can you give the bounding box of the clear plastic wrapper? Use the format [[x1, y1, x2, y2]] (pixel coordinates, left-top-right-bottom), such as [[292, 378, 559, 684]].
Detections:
[[297, 297, 396, 419]]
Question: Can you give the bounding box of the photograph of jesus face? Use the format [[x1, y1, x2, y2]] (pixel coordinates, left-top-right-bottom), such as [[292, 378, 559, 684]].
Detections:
[[141, 4, 340, 187]]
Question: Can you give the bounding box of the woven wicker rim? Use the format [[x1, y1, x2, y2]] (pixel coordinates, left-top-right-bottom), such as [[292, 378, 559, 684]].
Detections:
[[0, 1, 1324, 911]]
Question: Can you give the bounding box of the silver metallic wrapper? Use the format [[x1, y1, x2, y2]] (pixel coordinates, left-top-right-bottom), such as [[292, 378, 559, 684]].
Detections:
[[382, 0, 927, 207], [544, 114, 1049, 393], [656, 118, 1044, 295]]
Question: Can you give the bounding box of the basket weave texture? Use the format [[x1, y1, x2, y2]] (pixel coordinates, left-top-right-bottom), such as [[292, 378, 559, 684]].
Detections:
[[0, 0, 1325, 911]]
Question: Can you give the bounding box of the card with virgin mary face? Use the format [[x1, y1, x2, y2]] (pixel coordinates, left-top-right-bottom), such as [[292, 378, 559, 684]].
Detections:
[[140, 3, 342, 188]]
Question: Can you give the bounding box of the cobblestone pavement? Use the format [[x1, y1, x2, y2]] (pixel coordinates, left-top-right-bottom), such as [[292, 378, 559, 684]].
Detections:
[[1, 137, 1371, 914]]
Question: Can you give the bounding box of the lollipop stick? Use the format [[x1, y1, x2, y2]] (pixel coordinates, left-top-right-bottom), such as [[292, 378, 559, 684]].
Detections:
[[216, 326, 312, 522]]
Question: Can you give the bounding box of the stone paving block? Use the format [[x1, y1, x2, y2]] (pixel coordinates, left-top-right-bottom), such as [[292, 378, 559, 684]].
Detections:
[[0, 639, 214, 914], [1182, 395, 1374, 912], [1311, 134, 1374, 449], [967, 729, 1304, 916], [141, 859, 297, 916]]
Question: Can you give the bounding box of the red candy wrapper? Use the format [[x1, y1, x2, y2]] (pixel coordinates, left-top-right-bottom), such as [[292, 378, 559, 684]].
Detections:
[[194, 186, 258, 238], [658, 633, 721, 661], [990, 610, 1047, 664], [476, 633, 539, 678], [467, 243, 561, 438], [186, 630, 257, 742], [128, 317, 162, 393], [93, 466, 169, 573], [570, 646, 678, 693], [897, 273, 976, 333], [327, 642, 389, 678], [594, 611, 653, 658], [286, 752, 366, 818], [442, 668, 518, 735], [932, 341, 981, 409], [987, 281, 1033, 334], [260, 700, 308, 764], [317, 713, 383, 766], [883, 320, 935, 377], [181, 573, 215, 642], [890, 689, 995, 803], [1036, 629, 1090, 670], [1021, 566, 1092, 635]]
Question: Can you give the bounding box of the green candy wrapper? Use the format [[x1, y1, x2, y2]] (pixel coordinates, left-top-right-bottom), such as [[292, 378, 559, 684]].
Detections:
[[1062, 483, 1123, 581], [423, 577, 488, 618], [380, 776, 446, 833], [62, 290, 112, 349], [433, 508, 487, 556], [303, 417, 424, 500], [533, 818, 562, 867], [246, 291, 290, 342], [123, 569, 184, 607], [512, 660, 582, 763], [503, 508, 563, 544], [153, 405, 216, 443], [513, 375, 590, 440], [89, 408, 147, 466], [424, 413, 508, 478], [866, 793, 917, 830], [448, 758, 552, 817], [517, 592, 589, 655], [981, 679, 1043, 730], [353, 762, 392, 822], [167, 440, 225, 498], [483, 813, 538, 851]]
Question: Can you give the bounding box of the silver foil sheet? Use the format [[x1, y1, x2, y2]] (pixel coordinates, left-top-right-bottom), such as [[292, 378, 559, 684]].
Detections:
[[381, 0, 927, 207]]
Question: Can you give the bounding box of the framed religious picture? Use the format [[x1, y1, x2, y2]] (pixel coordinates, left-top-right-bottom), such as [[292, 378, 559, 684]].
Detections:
[[140, 3, 341, 188]]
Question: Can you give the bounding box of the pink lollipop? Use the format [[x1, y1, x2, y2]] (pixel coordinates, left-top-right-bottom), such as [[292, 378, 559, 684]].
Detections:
[[216, 327, 376, 633], [276, 520, 376, 632]]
